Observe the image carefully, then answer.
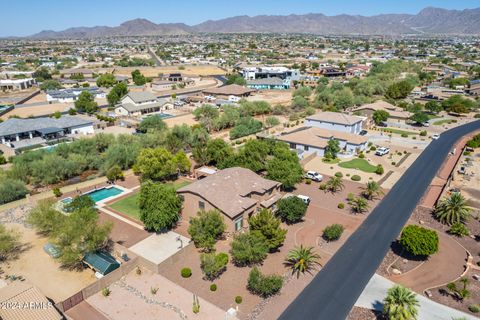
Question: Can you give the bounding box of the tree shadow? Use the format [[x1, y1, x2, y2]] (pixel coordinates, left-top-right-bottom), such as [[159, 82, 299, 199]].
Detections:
[[390, 241, 427, 262]]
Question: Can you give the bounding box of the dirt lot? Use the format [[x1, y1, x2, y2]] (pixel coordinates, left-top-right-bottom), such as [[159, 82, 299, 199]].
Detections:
[[246, 90, 293, 105], [113, 65, 226, 77], [159, 181, 382, 319], [0, 103, 71, 120], [0, 222, 96, 303]]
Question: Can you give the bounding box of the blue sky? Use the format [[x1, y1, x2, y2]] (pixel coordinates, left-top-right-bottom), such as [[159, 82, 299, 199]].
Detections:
[[2, 0, 479, 37]]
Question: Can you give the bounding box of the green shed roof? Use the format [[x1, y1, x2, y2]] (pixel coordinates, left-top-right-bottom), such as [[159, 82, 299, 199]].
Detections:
[[83, 251, 120, 275]]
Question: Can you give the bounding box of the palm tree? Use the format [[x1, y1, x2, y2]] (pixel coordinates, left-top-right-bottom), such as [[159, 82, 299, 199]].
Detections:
[[326, 176, 344, 193], [383, 285, 419, 320], [435, 192, 471, 225], [362, 181, 383, 200], [284, 245, 321, 278], [349, 197, 369, 214]]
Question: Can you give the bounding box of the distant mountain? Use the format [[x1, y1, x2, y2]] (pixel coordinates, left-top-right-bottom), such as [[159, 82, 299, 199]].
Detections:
[[28, 7, 480, 38]]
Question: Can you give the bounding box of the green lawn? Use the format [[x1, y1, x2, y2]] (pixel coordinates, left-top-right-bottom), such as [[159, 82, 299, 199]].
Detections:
[[381, 128, 418, 136], [108, 180, 191, 221], [338, 158, 378, 173], [322, 157, 341, 164], [433, 119, 455, 126]]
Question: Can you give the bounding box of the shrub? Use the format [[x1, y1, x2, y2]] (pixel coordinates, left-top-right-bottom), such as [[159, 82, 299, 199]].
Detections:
[[235, 296, 243, 304], [247, 267, 283, 297], [469, 304, 480, 313], [370, 146, 377, 151], [448, 222, 470, 237], [347, 193, 355, 201], [322, 224, 344, 242], [102, 287, 111, 297], [150, 287, 158, 295], [420, 130, 427, 136], [136, 266, 142, 275], [305, 179, 312, 185], [391, 161, 396, 166], [351, 175, 361, 181], [230, 231, 268, 266], [210, 284, 217, 292], [337, 203, 345, 209], [319, 183, 327, 191], [188, 210, 226, 251], [200, 252, 229, 279], [375, 164, 384, 175], [52, 187, 62, 198], [181, 267, 192, 278], [276, 196, 308, 224], [358, 153, 365, 159], [248, 209, 286, 251], [335, 172, 343, 178], [346, 173, 350, 177], [400, 225, 439, 256], [401, 133, 408, 138]]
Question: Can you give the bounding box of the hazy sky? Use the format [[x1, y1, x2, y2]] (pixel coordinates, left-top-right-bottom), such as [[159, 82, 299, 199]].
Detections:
[[2, 0, 479, 37]]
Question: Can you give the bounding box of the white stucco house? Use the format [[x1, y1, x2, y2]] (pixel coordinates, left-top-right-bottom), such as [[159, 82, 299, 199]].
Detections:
[[114, 92, 172, 117], [305, 111, 365, 134]]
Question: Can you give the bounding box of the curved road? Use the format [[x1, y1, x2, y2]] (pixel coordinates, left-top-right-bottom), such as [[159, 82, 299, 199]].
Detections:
[[279, 120, 480, 320]]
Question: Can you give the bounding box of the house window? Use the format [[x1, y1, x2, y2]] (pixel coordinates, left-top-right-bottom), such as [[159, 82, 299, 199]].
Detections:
[[199, 201, 205, 210], [304, 145, 309, 151], [290, 143, 296, 149], [234, 217, 243, 231]]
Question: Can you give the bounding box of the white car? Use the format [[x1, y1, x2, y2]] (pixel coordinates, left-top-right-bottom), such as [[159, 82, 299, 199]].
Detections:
[[432, 134, 440, 140], [305, 171, 323, 182], [422, 122, 430, 127], [375, 147, 390, 156], [296, 195, 311, 205]]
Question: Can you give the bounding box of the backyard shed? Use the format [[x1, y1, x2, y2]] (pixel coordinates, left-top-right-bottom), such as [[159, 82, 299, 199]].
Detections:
[[83, 251, 120, 276]]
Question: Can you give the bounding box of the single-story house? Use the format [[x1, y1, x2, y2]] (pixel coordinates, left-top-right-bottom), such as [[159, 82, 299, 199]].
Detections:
[[305, 111, 365, 134], [46, 87, 106, 103], [151, 80, 176, 91], [246, 77, 291, 90], [202, 84, 255, 99], [114, 92, 172, 116], [277, 126, 368, 158], [0, 283, 62, 319], [60, 68, 94, 78], [177, 167, 282, 232], [83, 251, 120, 277], [352, 100, 413, 121], [0, 78, 36, 91], [0, 116, 94, 147]]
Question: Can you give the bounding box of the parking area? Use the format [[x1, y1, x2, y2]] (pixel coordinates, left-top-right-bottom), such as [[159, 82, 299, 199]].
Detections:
[[129, 232, 190, 264]]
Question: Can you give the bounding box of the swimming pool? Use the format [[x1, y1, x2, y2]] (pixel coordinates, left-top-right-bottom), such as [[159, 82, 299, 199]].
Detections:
[[84, 187, 124, 203]]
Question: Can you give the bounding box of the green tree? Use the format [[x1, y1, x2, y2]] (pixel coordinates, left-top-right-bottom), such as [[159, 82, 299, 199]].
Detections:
[[325, 176, 344, 193], [107, 82, 128, 106], [424, 101, 442, 114], [138, 114, 167, 133], [276, 196, 308, 224], [96, 73, 117, 88], [400, 225, 439, 257], [40, 80, 62, 91], [200, 252, 229, 280], [106, 165, 124, 182], [27, 199, 66, 236], [193, 105, 219, 132], [226, 74, 246, 85], [435, 192, 471, 225], [383, 285, 419, 320], [131, 69, 147, 86], [32, 67, 52, 81], [410, 112, 429, 124], [325, 139, 341, 159], [247, 267, 283, 297], [0, 178, 28, 205], [133, 147, 178, 181], [372, 110, 390, 125], [65, 195, 95, 212], [362, 181, 383, 200], [206, 139, 233, 166], [248, 209, 287, 251], [188, 210, 226, 251], [266, 156, 303, 190], [139, 181, 182, 231], [284, 245, 321, 278], [230, 231, 269, 266], [385, 80, 414, 100], [74, 91, 98, 114], [0, 225, 20, 262]]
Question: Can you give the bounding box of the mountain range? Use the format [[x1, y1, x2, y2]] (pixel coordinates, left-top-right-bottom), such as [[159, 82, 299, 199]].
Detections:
[[29, 7, 480, 38]]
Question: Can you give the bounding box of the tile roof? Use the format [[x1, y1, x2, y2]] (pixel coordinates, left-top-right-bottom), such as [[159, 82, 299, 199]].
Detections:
[[277, 126, 367, 148], [177, 167, 280, 218], [117, 99, 168, 113], [124, 92, 157, 104], [306, 111, 363, 125], [352, 100, 413, 119]]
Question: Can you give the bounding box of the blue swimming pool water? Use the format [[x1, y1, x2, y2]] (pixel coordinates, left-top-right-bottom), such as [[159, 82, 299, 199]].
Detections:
[[85, 187, 123, 202], [158, 113, 173, 119]]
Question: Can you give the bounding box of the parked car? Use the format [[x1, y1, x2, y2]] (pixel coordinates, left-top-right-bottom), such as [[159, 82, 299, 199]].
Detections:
[[375, 147, 390, 156], [432, 134, 440, 140], [378, 121, 388, 127], [359, 130, 368, 136], [305, 171, 323, 182], [422, 122, 430, 127], [296, 195, 311, 205]]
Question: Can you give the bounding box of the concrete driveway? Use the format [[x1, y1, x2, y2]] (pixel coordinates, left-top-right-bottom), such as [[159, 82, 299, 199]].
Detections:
[[129, 232, 190, 264]]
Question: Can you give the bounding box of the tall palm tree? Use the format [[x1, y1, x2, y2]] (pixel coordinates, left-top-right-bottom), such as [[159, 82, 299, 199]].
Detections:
[[326, 176, 344, 193], [349, 197, 369, 214], [284, 245, 321, 278], [383, 285, 419, 320], [362, 181, 383, 200], [435, 192, 471, 225]]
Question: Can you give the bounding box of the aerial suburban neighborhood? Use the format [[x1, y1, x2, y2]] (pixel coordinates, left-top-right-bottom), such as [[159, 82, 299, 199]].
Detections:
[[1, 1, 480, 320]]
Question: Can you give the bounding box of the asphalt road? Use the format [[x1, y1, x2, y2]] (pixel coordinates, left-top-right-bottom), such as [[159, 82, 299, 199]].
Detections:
[[279, 120, 480, 320]]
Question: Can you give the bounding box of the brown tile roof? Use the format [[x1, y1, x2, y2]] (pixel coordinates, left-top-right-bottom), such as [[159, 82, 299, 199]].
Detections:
[[278, 127, 367, 148], [352, 100, 413, 119], [177, 167, 281, 218], [0, 283, 63, 320], [202, 84, 255, 96], [306, 111, 364, 126]]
